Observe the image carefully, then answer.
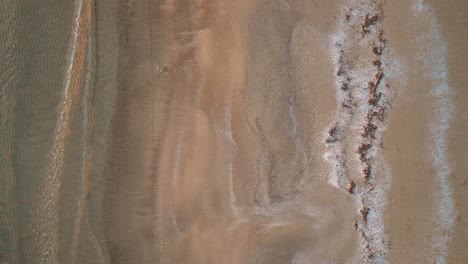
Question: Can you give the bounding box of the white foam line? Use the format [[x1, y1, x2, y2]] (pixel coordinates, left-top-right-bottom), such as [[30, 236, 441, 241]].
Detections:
[[323, 28, 352, 190], [224, 97, 240, 217], [170, 124, 184, 233], [288, 94, 300, 168], [210, 94, 242, 220], [39, 0, 86, 262], [70, 2, 95, 261], [286, 31, 310, 189], [411, 1, 456, 263], [323, 1, 408, 262]]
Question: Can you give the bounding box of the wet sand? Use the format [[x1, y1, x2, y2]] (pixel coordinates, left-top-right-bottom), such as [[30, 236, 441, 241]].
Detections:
[[432, 2, 468, 263], [384, 0, 468, 263], [99, 0, 468, 263]]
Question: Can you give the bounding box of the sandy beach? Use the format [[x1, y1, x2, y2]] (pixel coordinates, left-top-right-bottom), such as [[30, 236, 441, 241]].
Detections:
[[0, 0, 466, 263], [100, 0, 468, 263], [99, 0, 468, 263]]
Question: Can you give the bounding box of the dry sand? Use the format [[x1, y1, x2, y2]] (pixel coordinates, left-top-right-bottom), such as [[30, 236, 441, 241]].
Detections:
[[100, 0, 468, 263]]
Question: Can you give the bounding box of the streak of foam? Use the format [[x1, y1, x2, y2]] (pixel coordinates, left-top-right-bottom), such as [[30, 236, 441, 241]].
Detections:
[[323, 1, 408, 262], [211, 95, 241, 218], [411, 1, 455, 263], [68, 0, 105, 262], [170, 123, 184, 234], [37, 0, 91, 262], [323, 28, 351, 190], [224, 97, 241, 217], [287, 92, 300, 171], [287, 27, 312, 190]]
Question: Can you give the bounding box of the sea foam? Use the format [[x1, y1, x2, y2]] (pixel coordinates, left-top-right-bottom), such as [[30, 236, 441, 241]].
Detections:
[[411, 1, 456, 263], [323, 1, 407, 262]]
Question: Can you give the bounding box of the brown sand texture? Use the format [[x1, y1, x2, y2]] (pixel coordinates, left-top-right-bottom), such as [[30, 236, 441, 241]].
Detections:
[[100, 0, 468, 263]]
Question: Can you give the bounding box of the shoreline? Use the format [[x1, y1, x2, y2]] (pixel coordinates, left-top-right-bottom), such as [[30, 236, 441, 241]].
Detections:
[[98, 0, 468, 263]]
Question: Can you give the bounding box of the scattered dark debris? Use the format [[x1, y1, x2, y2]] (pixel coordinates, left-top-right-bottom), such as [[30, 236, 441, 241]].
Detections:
[[337, 67, 345, 76], [357, 143, 372, 161], [341, 82, 350, 91], [368, 81, 376, 94], [362, 25, 370, 35], [378, 29, 387, 44], [363, 164, 371, 181], [326, 125, 339, 143], [157, 65, 169, 76], [362, 123, 378, 138], [338, 50, 345, 63], [368, 92, 382, 106], [366, 110, 375, 121], [372, 45, 383, 55], [329, 125, 338, 136], [361, 14, 380, 35], [377, 107, 385, 121], [366, 107, 385, 122], [332, 8, 390, 259], [347, 180, 356, 194], [360, 206, 370, 222], [372, 59, 382, 68], [342, 102, 352, 109], [374, 70, 384, 87], [364, 14, 380, 27], [361, 233, 369, 241]]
